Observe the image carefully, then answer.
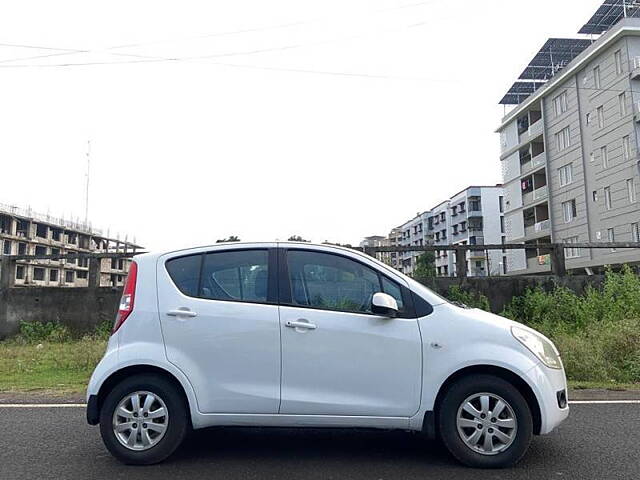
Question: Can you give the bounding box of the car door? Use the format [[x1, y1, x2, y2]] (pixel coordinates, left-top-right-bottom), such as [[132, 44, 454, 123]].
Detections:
[[278, 248, 422, 417], [157, 246, 281, 414]]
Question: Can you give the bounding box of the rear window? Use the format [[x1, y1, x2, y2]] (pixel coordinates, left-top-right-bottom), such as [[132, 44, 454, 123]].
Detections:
[[166, 254, 201, 297]]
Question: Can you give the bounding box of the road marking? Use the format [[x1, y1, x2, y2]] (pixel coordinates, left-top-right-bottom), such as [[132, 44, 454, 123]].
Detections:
[[0, 400, 638, 408], [0, 404, 86, 408]]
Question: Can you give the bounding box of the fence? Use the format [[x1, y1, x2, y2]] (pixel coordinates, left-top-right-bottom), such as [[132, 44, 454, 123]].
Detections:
[[359, 242, 640, 278]]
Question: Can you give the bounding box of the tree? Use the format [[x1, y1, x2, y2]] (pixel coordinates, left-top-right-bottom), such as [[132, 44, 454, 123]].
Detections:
[[413, 252, 436, 279], [288, 235, 309, 242], [216, 235, 240, 243]]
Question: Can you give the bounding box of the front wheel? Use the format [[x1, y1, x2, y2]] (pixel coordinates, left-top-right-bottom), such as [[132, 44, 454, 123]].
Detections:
[[99, 374, 189, 465], [438, 374, 533, 468]]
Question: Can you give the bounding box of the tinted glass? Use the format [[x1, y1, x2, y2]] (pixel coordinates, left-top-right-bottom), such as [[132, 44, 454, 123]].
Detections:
[[381, 276, 404, 311], [200, 250, 268, 302], [287, 250, 381, 313], [166, 254, 201, 297]]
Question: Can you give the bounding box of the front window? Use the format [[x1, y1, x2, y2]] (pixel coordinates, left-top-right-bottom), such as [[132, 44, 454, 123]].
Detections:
[[286, 250, 404, 315]]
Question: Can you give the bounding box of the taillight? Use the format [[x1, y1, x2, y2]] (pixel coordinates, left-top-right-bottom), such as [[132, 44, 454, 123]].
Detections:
[[113, 261, 138, 334]]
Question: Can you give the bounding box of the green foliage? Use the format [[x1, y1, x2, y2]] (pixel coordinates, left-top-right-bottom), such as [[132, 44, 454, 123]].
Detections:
[[413, 252, 437, 280], [92, 320, 114, 341], [216, 236, 240, 243], [445, 285, 491, 311], [288, 235, 309, 242], [17, 322, 72, 344], [502, 266, 640, 384]]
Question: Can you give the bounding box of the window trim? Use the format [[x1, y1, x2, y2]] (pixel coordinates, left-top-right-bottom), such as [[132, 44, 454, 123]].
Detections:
[[164, 248, 279, 306], [278, 247, 423, 319]]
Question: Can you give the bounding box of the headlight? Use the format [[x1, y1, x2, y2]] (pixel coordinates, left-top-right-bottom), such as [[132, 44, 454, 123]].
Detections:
[[511, 326, 562, 369]]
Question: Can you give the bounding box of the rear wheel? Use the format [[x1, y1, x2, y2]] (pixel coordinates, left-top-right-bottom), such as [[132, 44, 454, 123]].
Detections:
[[99, 374, 189, 465], [438, 374, 533, 468]]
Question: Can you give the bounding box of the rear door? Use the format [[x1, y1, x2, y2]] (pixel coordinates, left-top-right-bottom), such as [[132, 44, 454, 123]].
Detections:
[[278, 248, 422, 417], [157, 246, 281, 414]]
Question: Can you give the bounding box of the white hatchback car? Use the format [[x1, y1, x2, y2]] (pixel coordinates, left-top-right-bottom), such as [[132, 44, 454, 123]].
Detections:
[[87, 242, 569, 468]]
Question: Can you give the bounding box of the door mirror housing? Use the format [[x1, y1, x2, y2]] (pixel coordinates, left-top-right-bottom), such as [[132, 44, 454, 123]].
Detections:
[[372, 292, 399, 317]]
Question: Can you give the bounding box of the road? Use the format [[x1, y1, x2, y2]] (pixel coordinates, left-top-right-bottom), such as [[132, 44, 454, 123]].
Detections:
[[0, 403, 638, 480]]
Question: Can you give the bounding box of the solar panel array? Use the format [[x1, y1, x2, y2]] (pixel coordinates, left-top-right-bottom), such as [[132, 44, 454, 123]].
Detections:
[[578, 0, 640, 35], [499, 39, 592, 105]]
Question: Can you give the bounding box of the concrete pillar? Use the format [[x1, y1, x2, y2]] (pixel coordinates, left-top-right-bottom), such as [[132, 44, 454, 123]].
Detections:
[[88, 256, 101, 288], [550, 245, 567, 277], [0, 257, 16, 289], [455, 248, 467, 278]]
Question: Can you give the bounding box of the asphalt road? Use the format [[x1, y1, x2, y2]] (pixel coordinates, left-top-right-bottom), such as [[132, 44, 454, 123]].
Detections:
[[0, 403, 638, 480]]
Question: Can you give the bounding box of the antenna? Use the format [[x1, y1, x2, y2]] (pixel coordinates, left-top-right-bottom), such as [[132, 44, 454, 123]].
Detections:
[[84, 140, 91, 225]]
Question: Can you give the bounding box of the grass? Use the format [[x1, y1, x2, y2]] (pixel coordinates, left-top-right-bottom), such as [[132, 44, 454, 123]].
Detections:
[[0, 338, 107, 394]]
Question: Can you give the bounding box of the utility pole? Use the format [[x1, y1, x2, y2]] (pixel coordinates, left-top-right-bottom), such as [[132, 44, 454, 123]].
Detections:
[[84, 140, 91, 226]]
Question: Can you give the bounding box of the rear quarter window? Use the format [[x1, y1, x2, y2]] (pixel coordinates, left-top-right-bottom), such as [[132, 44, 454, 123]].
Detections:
[[165, 254, 201, 297]]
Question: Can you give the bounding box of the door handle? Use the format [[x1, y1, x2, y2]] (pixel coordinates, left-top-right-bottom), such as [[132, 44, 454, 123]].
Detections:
[[167, 308, 198, 318], [285, 320, 317, 330]]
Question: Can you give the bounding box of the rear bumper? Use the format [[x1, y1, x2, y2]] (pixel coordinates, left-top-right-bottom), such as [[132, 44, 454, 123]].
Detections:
[[86, 395, 99, 425]]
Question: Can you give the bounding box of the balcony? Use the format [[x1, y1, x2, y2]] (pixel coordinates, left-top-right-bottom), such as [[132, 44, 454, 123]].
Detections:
[[524, 219, 550, 237], [526, 254, 551, 272], [521, 151, 546, 175], [522, 185, 548, 206], [632, 57, 640, 80], [527, 118, 543, 138]]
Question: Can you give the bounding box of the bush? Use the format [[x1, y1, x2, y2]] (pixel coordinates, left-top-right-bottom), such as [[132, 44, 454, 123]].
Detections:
[[18, 321, 72, 343], [502, 266, 640, 384], [445, 285, 491, 311]]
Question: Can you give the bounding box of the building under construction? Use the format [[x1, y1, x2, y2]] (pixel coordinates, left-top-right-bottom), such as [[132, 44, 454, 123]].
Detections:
[[0, 204, 141, 287]]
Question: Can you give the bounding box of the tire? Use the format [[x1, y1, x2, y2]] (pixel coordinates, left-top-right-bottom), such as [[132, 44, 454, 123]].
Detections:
[[99, 373, 189, 465], [437, 374, 533, 468]]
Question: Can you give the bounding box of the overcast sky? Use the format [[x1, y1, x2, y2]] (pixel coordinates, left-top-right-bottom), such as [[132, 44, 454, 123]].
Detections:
[[0, 0, 605, 250]]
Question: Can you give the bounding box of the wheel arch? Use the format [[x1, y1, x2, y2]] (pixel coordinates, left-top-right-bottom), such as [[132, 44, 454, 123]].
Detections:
[[432, 365, 542, 435], [91, 364, 192, 426]]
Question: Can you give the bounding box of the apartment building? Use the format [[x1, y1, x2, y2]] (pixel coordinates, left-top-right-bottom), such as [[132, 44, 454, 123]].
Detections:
[[365, 185, 504, 277], [498, 16, 640, 274], [429, 186, 505, 277], [0, 204, 141, 287]]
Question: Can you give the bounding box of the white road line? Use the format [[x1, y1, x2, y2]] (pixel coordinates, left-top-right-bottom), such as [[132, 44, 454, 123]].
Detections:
[[0, 401, 638, 408]]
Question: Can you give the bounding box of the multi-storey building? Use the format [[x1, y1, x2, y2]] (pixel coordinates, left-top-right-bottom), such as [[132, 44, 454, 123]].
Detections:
[[498, 16, 640, 274], [429, 186, 505, 277], [0, 204, 141, 287], [367, 185, 504, 277]]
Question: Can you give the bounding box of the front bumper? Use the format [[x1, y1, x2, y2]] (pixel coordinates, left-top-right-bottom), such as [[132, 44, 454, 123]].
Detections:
[[525, 362, 570, 434]]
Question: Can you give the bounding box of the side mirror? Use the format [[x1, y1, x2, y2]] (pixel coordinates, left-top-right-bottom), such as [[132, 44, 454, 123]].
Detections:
[[372, 292, 399, 317]]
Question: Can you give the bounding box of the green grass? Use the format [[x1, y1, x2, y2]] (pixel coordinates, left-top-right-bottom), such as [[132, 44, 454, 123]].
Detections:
[[0, 338, 107, 394]]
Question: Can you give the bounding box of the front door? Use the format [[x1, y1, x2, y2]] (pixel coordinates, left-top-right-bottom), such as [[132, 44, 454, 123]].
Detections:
[[157, 247, 280, 414], [278, 248, 422, 417]]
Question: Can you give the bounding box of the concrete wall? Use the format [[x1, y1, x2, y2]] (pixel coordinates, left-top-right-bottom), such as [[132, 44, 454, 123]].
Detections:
[[0, 286, 121, 339], [418, 275, 605, 314]]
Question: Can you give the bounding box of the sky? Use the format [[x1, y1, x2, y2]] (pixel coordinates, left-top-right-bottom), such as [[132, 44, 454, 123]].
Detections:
[[0, 0, 606, 250]]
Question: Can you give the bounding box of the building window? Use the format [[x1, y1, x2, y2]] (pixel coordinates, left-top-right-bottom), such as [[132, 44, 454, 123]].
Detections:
[[619, 92, 627, 116], [3, 240, 11, 255], [18, 243, 27, 255], [553, 91, 568, 116], [35, 245, 47, 256], [33, 268, 45, 281], [564, 236, 580, 258], [586, 112, 592, 125], [562, 199, 577, 223], [593, 190, 598, 202], [559, 164, 573, 186], [502, 256, 508, 275], [16, 265, 25, 280], [623, 135, 631, 161], [590, 151, 595, 162], [628, 178, 637, 203], [608, 227, 616, 251], [601, 145, 609, 168], [615, 49, 623, 75], [49, 269, 59, 282], [594, 65, 601, 89], [500, 216, 505, 234], [77, 270, 88, 280], [597, 106, 604, 129], [556, 126, 571, 151], [632, 223, 640, 242], [65, 270, 74, 283], [604, 186, 612, 210], [499, 196, 504, 213]]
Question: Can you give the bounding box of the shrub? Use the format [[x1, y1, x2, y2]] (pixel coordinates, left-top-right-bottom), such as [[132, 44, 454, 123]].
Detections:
[[18, 321, 72, 343], [446, 285, 491, 311]]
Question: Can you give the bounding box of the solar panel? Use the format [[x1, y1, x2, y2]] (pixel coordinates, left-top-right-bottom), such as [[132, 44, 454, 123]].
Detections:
[[579, 0, 640, 35], [499, 82, 545, 105], [499, 38, 591, 104], [518, 38, 592, 80]]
